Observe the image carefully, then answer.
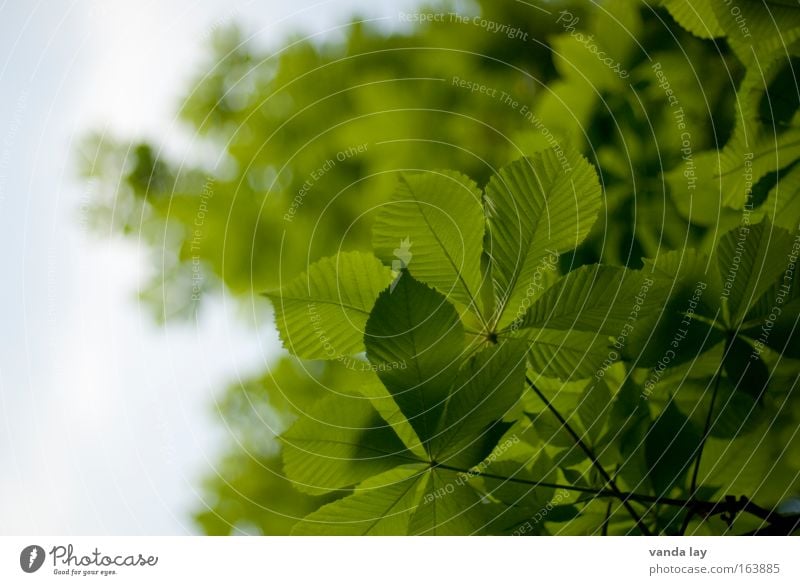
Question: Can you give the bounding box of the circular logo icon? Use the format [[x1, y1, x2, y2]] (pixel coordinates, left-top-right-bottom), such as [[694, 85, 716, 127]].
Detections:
[[20, 545, 45, 573]]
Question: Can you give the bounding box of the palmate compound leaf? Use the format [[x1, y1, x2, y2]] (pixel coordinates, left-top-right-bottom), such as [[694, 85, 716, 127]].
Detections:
[[289, 281, 537, 533], [364, 272, 467, 446], [485, 149, 602, 329], [372, 170, 486, 315], [266, 251, 394, 359]]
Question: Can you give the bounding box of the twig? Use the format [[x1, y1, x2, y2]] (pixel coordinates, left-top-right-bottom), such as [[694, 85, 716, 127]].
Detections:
[[524, 375, 653, 535]]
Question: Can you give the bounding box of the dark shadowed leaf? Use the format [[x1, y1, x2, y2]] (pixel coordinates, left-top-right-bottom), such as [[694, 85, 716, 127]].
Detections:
[[645, 401, 701, 495], [364, 273, 466, 446]]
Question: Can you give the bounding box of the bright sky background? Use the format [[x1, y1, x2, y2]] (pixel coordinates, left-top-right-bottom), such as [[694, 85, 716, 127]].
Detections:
[[0, 0, 425, 535]]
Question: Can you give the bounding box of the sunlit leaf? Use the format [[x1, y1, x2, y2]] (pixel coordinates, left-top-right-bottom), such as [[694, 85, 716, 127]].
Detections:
[[372, 171, 485, 313], [292, 465, 428, 535], [267, 252, 393, 359], [485, 151, 601, 328]]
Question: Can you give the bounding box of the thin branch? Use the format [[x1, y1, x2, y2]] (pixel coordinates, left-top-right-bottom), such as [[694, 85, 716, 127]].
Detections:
[[434, 462, 800, 535], [524, 375, 653, 535], [601, 499, 613, 536]]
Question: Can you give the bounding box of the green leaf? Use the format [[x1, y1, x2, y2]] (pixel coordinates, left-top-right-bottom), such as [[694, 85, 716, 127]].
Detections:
[[544, 511, 610, 536], [712, 0, 800, 65], [614, 399, 653, 492], [591, 0, 643, 66], [642, 249, 721, 318], [759, 57, 800, 130], [530, 410, 576, 448], [662, 0, 724, 39], [364, 273, 466, 446], [526, 0, 639, 152], [281, 393, 419, 495], [485, 150, 601, 327], [478, 454, 558, 512], [408, 468, 490, 535], [578, 379, 613, 445], [670, 141, 800, 215], [760, 164, 800, 232], [292, 465, 428, 535], [645, 400, 700, 495], [518, 265, 665, 335], [676, 379, 763, 439], [372, 170, 485, 313], [743, 298, 800, 359], [744, 247, 800, 323], [717, 220, 796, 324], [430, 340, 527, 467], [741, 246, 800, 359], [624, 251, 725, 367], [629, 295, 725, 368], [267, 252, 393, 359], [724, 336, 771, 400], [668, 55, 800, 214]]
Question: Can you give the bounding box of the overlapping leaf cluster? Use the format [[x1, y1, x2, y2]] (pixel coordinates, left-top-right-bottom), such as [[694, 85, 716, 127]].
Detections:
[[270, 0, 800, 529], [270, 139, 800, 533]]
